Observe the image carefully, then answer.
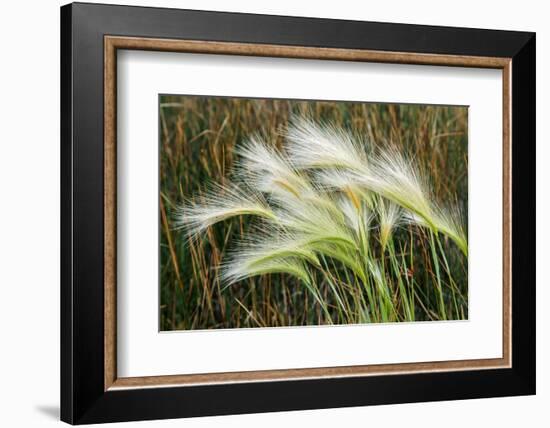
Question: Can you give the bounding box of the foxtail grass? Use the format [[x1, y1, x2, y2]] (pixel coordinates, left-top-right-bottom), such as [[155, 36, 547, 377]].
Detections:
[[174, 116, 468, 325]]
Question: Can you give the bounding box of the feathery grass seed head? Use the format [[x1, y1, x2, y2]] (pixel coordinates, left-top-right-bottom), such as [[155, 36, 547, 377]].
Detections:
[[173, 181, 276, 238], [285, 117, 370, 172]]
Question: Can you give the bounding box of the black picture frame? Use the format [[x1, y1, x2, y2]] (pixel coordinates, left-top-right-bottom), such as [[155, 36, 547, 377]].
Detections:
[[61, 2, 535, 424]]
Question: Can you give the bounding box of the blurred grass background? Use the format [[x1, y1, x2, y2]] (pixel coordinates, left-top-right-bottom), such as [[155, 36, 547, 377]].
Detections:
[[159, 95, 468, 330]]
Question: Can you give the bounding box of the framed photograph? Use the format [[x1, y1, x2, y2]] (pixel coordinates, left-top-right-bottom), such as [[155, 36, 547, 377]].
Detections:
[[60, 2, 535, 424]]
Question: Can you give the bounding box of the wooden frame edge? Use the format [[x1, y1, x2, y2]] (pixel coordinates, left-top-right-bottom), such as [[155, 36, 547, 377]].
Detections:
[[103, 35, 512, 391], [105, 36, 511, 68], [104, 37, 117, 390], [110, 357, 508, 390], [502, 61, 513, 369]]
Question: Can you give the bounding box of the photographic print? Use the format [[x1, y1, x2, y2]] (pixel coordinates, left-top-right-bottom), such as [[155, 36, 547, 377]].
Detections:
[[160, 95, 468, 331]]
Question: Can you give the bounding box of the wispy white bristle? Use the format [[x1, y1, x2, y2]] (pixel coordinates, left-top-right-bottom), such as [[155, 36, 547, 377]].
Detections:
[[377, 199, 403, 252], [235, 135, 313, 200], [173, 181, 275, 238], [285, 117, 370, 172]]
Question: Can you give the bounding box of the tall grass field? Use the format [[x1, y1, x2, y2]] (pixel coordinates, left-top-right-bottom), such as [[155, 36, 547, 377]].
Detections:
[[160, 95, 468, 331]]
